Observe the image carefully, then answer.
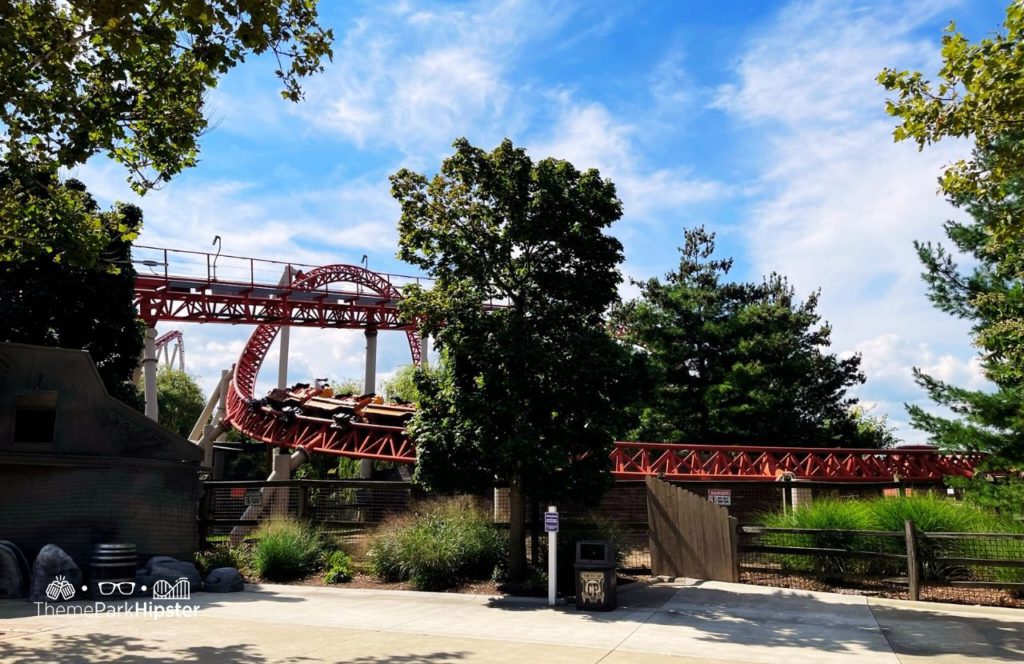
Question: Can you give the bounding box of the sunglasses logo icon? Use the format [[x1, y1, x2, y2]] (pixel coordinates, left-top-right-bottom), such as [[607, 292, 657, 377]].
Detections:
[[97, 581, 136, 596]]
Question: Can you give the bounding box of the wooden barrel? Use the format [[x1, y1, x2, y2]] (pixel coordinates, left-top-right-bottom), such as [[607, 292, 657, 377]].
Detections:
[[90, 543, 137, 597]]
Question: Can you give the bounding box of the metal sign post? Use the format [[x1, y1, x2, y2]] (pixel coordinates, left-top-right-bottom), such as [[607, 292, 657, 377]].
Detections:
[[545, 506, 558, 606]]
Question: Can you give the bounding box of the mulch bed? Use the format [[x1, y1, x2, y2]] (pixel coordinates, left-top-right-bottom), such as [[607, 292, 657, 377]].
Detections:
[[739, 571, 1024, 609], [264, 572, 641, 597]]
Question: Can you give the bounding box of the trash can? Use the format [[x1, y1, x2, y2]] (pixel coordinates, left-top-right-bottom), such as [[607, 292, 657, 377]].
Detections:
[[574, 540, 616, 611]]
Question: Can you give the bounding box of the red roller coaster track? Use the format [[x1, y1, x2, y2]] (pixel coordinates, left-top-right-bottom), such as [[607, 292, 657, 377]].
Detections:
[[223, 262, 419, 461], [133, 246, 983, 483], [608, 442, 984, 483]]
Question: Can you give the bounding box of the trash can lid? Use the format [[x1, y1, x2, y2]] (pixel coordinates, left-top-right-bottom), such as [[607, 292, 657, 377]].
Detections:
[[575, 540, 614, 565]]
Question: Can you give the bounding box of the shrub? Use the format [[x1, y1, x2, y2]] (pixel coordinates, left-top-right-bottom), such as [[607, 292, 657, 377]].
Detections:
[[251, 518, 324, 581], [368, 497, 504, 591], [947, 475, 1024, 520], [757, 494, 1024, 582], [866, 493, 992, 533], [323, 550, 354, 584], [759, 499, 874, 578], [194, 545, 246, 577]]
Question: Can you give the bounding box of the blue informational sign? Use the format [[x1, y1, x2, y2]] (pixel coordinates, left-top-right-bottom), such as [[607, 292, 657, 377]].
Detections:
[[544, 511, 559, 533]]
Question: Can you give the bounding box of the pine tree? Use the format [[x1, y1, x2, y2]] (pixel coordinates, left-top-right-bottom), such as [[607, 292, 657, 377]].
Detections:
[[879, 4, 1024, 468], [614, 227, 886, 448]]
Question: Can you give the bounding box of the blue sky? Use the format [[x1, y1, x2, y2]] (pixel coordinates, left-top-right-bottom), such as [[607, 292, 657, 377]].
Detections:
[[79, 0, 1008, 441]]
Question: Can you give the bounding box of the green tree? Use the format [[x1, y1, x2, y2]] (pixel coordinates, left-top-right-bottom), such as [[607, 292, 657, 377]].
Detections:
[[1, 2, 331, 406], [381, 363, 439, 404], [879, 2, 1024, 514], [145, 367, 206, 438], [849, 406, 902, 449], [2, 1, 333, 266], [391, 138, 631, 580], [330, 378, 364, 396], [613, 227, 878, 447], [0, 177, 143, 405]]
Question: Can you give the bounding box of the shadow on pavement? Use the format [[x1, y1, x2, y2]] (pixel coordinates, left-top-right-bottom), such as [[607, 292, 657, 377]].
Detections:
[[0, 632, 316, 664], [343, 653, 470, 663], [870, 603, 1024, 662], [0, 587, 305, 620]]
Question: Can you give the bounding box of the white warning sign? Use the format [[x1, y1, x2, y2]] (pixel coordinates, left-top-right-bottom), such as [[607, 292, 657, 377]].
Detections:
[[708, 489, 732, 506]]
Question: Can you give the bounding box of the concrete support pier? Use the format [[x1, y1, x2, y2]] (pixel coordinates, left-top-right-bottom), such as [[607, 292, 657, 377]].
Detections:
[[361, 328, 378, 479], [142, 326, 159, 421]]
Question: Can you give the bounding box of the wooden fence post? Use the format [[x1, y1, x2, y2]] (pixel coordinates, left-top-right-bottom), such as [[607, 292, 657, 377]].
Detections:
[[729, 516, 740, 583], [904, 519, 920, 601], [297, 480, 307, 520]]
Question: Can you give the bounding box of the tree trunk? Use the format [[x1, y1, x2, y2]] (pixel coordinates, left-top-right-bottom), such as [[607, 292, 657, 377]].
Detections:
[[508, 478, 528, 582]]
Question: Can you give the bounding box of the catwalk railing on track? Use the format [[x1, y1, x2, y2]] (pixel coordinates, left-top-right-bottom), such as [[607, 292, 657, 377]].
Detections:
[[609, 442, 985, 482], [133, 245, 430, 329]]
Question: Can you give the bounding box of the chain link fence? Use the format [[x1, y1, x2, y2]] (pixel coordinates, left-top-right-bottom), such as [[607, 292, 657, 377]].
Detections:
[[200, 480, 415, 549]]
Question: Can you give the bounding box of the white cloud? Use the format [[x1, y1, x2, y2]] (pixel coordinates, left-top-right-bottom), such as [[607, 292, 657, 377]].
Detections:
[[718, 0, 987, 438], [529, 95, 726, 261], [76, 160, 401, 264], [850, 333, 987, 392], [299, 0, 573, 154]]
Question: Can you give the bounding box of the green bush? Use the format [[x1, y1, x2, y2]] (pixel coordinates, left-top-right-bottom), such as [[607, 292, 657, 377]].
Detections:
[[251, 518, 324, 581], [866, 494, 992, 533], [757, 494, 1024, 582], [760, 499, 874, 578], [368, 497, 505, 591], [323, 550, 354, 584], [194, 545, 247, 577], [947, 475, 1024, 520]]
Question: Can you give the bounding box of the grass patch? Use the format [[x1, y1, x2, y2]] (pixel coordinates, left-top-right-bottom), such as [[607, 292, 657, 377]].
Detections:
[[866, 494, 994, 533], [251, 518, 324, 581], [757, 494, 1024, 582], [759, 499, 875, 578], [368, 497, 505, 591]]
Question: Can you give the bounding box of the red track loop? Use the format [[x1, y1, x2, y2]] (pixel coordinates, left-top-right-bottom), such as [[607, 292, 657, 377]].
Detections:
[[225, 264, 420, 460]]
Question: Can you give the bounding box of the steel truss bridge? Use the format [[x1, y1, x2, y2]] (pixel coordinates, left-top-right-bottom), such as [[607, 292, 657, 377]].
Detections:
[[133, 245, 983, 483]]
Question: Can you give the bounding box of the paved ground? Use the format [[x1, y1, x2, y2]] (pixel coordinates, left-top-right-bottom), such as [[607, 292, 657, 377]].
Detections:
[[1, 579, 1021, 663]]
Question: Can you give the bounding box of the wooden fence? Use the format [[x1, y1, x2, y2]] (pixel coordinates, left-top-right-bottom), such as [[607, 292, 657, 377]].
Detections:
[[645, 476, 738, 581], [738, 524, 1024, 600]]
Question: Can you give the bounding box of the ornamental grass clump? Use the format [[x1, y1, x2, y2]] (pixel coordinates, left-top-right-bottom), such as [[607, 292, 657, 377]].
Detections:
[[867, 494, 1024, 582], [251, 518, 324, 581], [866, 493, 992, 533], [759, 494, 1024, 582], [760, 499, 874, 578], [368, 497, 504, 591]]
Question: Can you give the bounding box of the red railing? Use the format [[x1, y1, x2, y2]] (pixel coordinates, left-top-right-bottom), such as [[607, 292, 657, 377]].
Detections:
[[609, 442, 984, 482]]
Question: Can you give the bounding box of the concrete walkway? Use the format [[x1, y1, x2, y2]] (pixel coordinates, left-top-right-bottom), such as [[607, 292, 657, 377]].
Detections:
[[1, 579, 1021, 662]]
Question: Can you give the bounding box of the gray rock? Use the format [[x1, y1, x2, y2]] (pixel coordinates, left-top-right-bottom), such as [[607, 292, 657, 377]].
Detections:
[[143, 555, 179, 567], [203, 567, 244, 593], [28, 544, 82, 602], [0, 541, 30, 580], [134, 558, 201, 596], [0, 545, 26, 598]]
